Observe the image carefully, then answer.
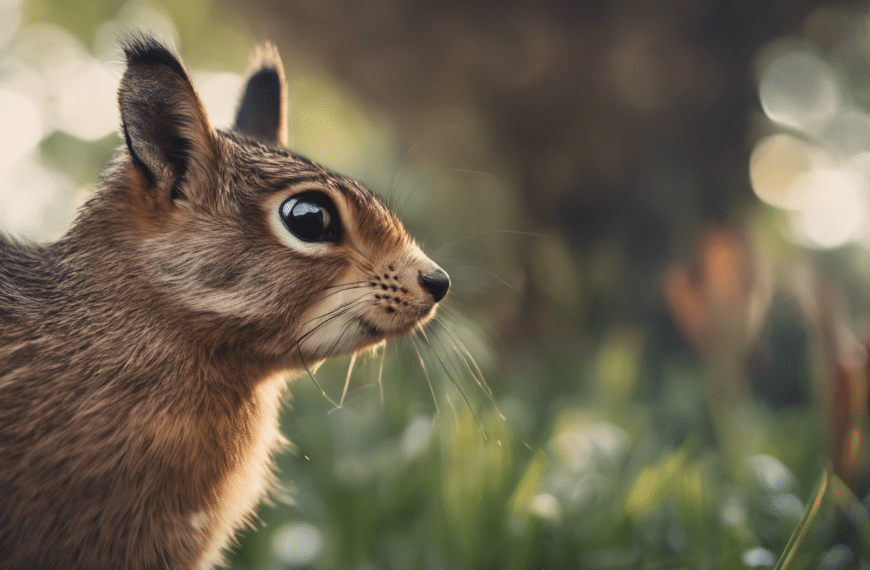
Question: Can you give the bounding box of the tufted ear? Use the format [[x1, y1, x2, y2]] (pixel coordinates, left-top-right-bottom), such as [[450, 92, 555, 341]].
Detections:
[[234, 42, 288, 147], [119, 35, 218, 204]]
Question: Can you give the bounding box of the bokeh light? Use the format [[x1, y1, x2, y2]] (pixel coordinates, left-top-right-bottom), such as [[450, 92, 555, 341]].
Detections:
[[743, 547, 778, 568], [193, 71, 245, 129], [751, 23, 870, 249], [55, 57, 119, 141], [271, 522, 324, 566], [0, 0, 21, 51], [758, 45, 841, 132], [789, 167, 865, 248], [0, 3, 247, 240], [0, 88, 42, 167], [749, 133, 816, 211], [0, 155, 75, 239]]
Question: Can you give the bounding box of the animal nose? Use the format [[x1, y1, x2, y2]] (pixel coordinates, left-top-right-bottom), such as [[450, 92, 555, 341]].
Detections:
[[419, 267, 450, 303]]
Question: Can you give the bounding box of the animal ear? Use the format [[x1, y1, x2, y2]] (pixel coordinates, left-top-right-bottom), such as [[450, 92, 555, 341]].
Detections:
[[119, 35, 218, 204], [234, 42, 288, 147]]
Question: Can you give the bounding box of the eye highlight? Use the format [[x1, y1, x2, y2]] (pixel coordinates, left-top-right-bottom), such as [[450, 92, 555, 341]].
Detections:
[[279, 191, 341, 243]]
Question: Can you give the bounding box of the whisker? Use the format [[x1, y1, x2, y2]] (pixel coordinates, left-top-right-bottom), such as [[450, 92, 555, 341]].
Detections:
[[438, 167, 501, 184], [339, 351, 358, 408], [439, 306, 496, 347], [297, 295, 370, 331], [297, 312, 363, 411], [328, 378, 379, 409], [300, 299, 365, 331], [292, 301, 367, 367], [376, 342, 386, 407], [388, 123, 457, 198], [438, 323, 488, 394], [295, 341, 339, 408], [459, 343, 495, 400], [436, 315, 534, 450], [316, 283, 370, 297], [409, 334, 440, 417], [441, 283, 489, 296], [397, 177, 429, 222], [436, 317, 492, 396], [417, 326, 487, 441], [431, 230, 549, 257], [406, 124, 457, 162], [306, 285, 371, 306], [323, 316, 359, 361], [435, 321, 506, 424], [444, 264, 514, 290], [443, 386, 461, 423], [319, 279, 371, 291], [386, 168, 407, 212]]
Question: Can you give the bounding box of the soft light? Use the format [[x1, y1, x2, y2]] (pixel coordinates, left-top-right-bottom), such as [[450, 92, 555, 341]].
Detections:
[[790, 168, 865, 248], [193, 71, 244, 129], [742, 547, 777, 568], [55, 58, 119, 141], [94, 0, 179, 62], [0, 88, 42, 168], [271, 522, 324, 566], [400, 414, 433, 458], [0, 4, 21, 50], [0, 156, 74, 240], [828, 108, 870, 156], [758, 47, 841, 131], [749, 133, 815, 210], [747, 454, 796, 493], [528, 493, 561, 522]]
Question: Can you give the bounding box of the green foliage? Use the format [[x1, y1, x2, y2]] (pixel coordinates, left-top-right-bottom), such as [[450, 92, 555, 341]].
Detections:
[[223, 333, 857, 569]]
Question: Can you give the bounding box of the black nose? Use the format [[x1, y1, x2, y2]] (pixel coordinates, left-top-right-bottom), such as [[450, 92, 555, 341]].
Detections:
[[420, 268, 450, 303]]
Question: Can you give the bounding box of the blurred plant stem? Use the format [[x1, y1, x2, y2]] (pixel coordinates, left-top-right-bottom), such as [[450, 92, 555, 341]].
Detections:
[[773, 468, 870, 569], [774, 468, 828, 570], [704, 353, 752, 481], [665, 226, 772, 477]]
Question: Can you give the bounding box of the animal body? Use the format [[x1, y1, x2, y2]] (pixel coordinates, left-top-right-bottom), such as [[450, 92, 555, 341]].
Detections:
[[0, 35, 449, 569]]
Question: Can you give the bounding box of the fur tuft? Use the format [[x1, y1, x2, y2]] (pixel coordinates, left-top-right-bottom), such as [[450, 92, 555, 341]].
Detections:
[[122, 33, 186, 79], [235, 41, 288, 146]]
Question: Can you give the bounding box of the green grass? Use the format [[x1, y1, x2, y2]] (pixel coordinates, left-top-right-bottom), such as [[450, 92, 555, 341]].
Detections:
[[227, 328, 868, 570]]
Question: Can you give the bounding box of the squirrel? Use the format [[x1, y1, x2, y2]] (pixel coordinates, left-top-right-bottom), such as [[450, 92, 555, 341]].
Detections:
[[0, 34, 449, 569]]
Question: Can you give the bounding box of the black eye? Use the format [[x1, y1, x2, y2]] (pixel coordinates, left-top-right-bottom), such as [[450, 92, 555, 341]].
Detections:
[[279, 192, 340, 243]]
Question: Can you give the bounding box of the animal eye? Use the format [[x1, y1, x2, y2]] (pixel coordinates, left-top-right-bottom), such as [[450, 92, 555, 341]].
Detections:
[[279, 192, 340, 243]]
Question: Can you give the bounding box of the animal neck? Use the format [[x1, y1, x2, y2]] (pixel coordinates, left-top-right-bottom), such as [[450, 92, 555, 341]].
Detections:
[[14, 232, 279, 408]]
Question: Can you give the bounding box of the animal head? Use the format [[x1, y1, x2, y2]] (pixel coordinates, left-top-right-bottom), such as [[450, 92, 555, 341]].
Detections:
[[97, 35, 449, 370]]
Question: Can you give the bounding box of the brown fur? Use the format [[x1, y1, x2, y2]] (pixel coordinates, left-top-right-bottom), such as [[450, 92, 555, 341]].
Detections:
[[0, 34, 448, 569]]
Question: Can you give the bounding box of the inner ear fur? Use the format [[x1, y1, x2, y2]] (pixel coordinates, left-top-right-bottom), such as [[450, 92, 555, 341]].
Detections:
[[119, 35, 218, 204], [234, 42, 288, 147]]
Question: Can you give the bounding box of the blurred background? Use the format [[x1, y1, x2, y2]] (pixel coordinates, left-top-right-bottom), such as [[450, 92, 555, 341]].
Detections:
[[2, 0, 870, 568]]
